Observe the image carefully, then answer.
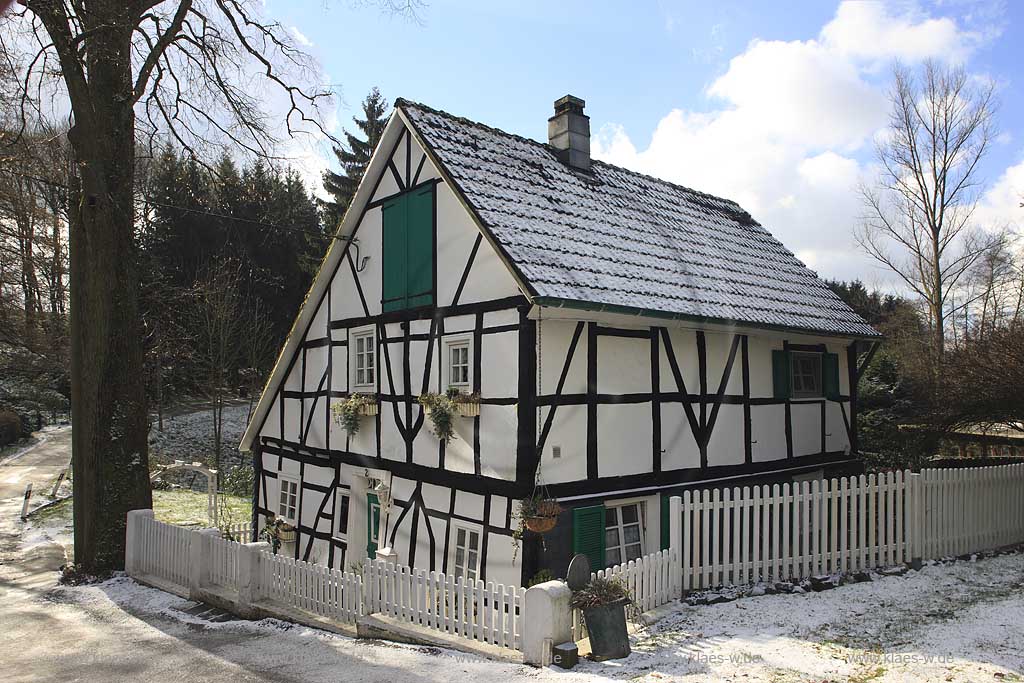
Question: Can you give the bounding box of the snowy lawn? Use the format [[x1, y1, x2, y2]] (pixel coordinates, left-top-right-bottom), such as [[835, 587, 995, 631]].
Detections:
[[52, 551, 1024, 682]]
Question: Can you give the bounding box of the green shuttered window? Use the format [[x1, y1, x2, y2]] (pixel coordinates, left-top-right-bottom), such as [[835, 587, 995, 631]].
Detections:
[[382, 185, 434, 312], [572, 505, 605, 571], [772, 349, 840, 400]]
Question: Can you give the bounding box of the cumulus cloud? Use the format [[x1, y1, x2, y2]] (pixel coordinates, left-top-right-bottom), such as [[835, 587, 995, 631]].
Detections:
[[975, 159, 1024, 233], [592, 0, 1001, 282]]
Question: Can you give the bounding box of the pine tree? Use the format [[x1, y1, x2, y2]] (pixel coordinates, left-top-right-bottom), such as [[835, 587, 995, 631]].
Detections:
[[322, 87, 389, 227]]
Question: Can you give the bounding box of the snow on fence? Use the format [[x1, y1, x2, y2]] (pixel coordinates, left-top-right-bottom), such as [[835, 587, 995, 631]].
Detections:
[[669, 464, 1024, 591], [261, 551, 363, 624], [365, 560, 526, 651]]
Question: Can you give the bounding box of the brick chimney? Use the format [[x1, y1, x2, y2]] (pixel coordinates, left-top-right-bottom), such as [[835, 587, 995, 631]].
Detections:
[[548, 95, 590, 172]]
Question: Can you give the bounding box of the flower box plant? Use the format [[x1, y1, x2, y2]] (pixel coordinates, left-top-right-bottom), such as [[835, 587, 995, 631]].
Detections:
[[571, 576, 633, 661], [331, 393, 378, 437], [418, 387, 478, 440]]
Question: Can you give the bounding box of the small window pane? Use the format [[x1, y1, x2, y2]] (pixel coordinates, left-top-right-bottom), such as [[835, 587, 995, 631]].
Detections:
[[622, 504, 639, 524], [607, 548, 622, 566], [605, 508, 618, 526], [624, 525, 641, 544], [605, 528, 620, 548]]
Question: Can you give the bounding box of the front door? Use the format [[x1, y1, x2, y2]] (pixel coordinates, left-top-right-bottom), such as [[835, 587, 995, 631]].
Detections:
[[366, 492, 381, 558]]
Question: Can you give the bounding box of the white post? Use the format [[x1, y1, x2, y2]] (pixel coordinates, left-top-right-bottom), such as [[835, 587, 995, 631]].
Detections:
[[189, 528, 220, 599], [908, 472, 923, 568], [669, 495, 682, 596], [237, 541, 270, 618], [522, 580, 572, 667], [20, 483, 33, 520], [125, 509, 154, 577]]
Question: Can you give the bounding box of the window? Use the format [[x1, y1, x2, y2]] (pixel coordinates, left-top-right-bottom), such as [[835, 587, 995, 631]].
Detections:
[[334, 490, 351, 539], [278, 477, 299, 524], [447, 339, 471, 387], [450, 524, 481, 583], [382, 185, 435, 312], [353, 330, 375, 387], [605, 502, 645, 567], [790, 352, 822, 398]]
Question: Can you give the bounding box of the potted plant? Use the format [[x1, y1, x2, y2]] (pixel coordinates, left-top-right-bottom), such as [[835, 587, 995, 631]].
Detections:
[[571, 576, 633, 661], [260, 514, 297, 554], [331, 393, 378, 437], [453, 390, 481, 417], [521, 493, 562, 533], [417, 389, 459, 441]]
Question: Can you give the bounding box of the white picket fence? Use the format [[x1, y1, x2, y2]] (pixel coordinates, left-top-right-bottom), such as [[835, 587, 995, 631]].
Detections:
[[221, 522, 254, 543], [919, 465, 1024, 558], [133, 513, 192, 590], [669, 464, 1024, 591], [365, 561, 526, 651], [126, 513, 526, 653]]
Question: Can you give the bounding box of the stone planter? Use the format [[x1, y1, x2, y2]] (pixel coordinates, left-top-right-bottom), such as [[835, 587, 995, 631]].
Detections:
[[581, 597, 631, 661]]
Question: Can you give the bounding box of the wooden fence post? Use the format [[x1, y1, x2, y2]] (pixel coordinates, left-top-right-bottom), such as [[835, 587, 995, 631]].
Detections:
[[907, 471, 923, 568], [669, 495, 682, 596]]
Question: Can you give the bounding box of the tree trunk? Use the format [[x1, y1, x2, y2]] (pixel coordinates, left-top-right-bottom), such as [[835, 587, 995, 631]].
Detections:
[[68, 27, 152, 572]]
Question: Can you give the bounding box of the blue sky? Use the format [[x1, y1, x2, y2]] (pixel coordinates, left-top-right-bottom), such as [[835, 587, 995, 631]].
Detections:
[[266, 0, 1024, 284]]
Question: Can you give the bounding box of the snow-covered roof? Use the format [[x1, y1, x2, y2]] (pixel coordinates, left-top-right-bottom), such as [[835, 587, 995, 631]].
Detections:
[[399, 99, 879, 339]]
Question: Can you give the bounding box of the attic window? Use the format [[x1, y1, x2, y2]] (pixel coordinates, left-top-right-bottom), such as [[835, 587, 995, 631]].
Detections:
[[382, 185, 434, 312]]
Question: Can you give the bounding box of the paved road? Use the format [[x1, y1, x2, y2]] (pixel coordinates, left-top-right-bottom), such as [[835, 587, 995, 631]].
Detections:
[[0, 427, 72, 500]]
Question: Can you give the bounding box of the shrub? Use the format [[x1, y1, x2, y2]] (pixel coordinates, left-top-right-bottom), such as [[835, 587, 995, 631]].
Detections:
[[0, 411, 22, 447]]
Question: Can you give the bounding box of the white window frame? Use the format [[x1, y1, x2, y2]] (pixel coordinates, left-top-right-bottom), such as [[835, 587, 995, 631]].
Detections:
[[604, 499, 646, 568], [790, 351, 823, 399], [444, 335, 472, 389], [449, 521, 483, 583], [277, 476, 300, 525], [333, 488, 351, 540], [351, 327, 376, 389]]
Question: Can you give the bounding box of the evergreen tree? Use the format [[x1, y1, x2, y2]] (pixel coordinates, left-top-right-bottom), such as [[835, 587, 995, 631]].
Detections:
[[321, 87, 389, 227]]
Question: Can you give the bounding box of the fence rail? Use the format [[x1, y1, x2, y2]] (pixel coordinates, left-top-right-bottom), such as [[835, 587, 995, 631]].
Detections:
[[669, 464, 1024, 591], [365, 561, 525, 650], [125, 512, 525, 653]]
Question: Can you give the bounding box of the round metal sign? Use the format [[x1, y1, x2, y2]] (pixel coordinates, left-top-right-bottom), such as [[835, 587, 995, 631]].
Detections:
[[566, 553, 592, 591]]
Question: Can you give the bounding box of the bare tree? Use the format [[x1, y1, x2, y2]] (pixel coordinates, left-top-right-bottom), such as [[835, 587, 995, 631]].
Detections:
[[857, 60, 1002, 363], [2, 0, 417, 571]]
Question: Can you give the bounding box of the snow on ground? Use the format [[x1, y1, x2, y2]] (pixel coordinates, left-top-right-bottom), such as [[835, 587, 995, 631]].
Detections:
[[52, 552, 1024, 682], [149, 404, 249, 466]]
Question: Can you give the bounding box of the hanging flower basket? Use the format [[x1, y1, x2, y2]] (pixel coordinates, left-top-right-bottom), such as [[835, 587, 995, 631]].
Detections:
[[518, 496, 563, 535], [525, 515, 558, 534]]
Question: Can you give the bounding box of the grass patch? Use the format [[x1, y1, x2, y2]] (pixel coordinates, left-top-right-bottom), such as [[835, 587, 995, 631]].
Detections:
[[154, 489, 250, 527], [26, 489, 250, 529]]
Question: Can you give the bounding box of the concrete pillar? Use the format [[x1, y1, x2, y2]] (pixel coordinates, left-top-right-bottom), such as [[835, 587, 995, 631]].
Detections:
[[522, 580, 572, 667], [375, 547, 399, 564], [124, 509, 154, 577], [188, 528, 220, 599], [237, 541, 271, 618]]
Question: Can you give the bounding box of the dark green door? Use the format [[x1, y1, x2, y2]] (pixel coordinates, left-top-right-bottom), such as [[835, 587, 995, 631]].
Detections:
[[366, 492, 381, 558]]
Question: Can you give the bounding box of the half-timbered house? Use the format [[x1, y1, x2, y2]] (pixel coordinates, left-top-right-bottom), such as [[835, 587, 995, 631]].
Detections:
[[239, 95, 880, 587]]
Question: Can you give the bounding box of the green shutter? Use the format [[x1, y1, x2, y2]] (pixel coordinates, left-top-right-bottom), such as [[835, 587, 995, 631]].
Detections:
[[572, 505, 606, 570], [772, 350, 791, 400], [382, 197, 408, 312], [823, 352, 840, 400], [660, 494, 671, 550], [406, 186, 434, 309]]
